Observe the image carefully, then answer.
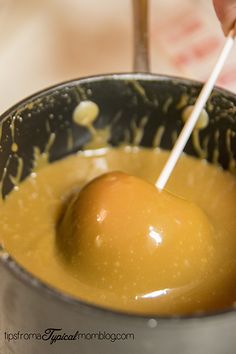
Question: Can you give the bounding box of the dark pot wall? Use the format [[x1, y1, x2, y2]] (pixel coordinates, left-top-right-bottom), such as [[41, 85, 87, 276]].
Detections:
[[0, 73, 236, 354]]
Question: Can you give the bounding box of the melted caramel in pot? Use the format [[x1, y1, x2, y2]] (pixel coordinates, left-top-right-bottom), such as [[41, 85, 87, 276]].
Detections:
[[0, 147, 236, 315]]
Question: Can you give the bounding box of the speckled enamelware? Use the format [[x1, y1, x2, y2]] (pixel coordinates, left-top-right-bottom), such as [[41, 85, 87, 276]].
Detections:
[[0, 73, 236, 354]]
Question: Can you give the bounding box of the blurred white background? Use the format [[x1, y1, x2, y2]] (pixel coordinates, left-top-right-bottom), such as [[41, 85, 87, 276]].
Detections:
[[0, 0, 235, 113]]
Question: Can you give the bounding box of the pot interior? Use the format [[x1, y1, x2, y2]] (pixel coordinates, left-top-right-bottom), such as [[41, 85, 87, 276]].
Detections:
[[0, 74, 235, 198]]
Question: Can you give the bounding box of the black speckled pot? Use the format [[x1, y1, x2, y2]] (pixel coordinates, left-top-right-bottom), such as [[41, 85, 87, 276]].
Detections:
[[0, 73, 236, 354]]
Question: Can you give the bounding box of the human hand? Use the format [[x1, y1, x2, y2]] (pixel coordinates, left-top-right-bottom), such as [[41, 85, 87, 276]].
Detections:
[[213, 0, 236, 35]]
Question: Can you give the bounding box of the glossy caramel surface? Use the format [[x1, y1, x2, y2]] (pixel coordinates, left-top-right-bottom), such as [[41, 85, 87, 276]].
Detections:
[[1, 147, 236, 315]]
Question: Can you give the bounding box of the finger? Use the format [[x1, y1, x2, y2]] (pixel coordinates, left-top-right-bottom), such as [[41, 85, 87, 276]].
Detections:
[[213, 0, 236, 35]]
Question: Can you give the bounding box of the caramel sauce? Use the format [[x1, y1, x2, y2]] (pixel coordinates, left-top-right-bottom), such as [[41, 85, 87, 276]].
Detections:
[[0, 147, 236, 315]]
